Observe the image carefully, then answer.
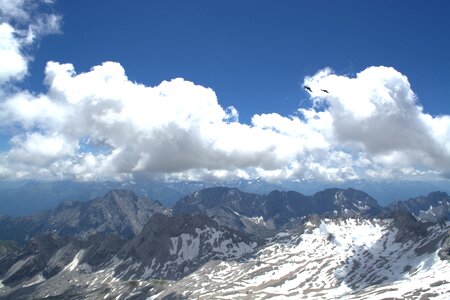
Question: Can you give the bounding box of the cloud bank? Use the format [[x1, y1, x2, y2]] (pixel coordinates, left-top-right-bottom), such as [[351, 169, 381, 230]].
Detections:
[[1, 1, 449, 182]]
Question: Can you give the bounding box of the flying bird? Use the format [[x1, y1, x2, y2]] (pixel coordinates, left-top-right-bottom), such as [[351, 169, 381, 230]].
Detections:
[[303, 85, 312, 92], [321, 89, 329, 93]]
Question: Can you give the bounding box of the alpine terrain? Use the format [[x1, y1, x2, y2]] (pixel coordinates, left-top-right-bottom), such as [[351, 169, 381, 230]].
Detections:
[[0, 188, 448, 299]]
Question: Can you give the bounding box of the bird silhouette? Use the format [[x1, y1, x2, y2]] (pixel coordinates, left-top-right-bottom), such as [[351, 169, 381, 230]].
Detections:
[[304, 85, 312, 92], [321, 89, 329, 93]]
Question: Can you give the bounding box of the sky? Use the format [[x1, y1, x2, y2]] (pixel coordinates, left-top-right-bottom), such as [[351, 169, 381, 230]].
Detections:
[[0, 0, 450, 182]]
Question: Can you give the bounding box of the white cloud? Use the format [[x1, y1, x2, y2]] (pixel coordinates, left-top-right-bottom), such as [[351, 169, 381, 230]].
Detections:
[[0, 0, 60, 85], [303, 66, 450, 178], [8, 132, 76, 165], [0, 23, 27, 83], [1, 61, 449, 181], [0, 0, 29, 20], [0, 61, 355, 181]]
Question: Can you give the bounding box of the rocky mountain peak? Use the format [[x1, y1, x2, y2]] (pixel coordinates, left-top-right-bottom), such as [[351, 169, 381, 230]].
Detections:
[[311, 188, 383, 217], [103, 189, 138, 201]]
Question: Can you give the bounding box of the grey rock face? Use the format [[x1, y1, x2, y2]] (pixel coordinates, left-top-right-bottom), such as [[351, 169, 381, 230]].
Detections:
[[0, 234, 81, 287], [0, 233, 126, 289], [438, 233, 450, 261], [391, 211, 429, 243], [173, 187, 263, 215], [0, 241, 21, 280], [0, 213, 47, 244], [81, 234, 125, 267]]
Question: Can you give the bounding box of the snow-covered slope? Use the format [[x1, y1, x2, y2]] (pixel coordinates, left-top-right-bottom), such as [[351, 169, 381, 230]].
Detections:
[[0, 211, 450, 299], [155, 217, 449, 299], [1, 215, 447, 299]]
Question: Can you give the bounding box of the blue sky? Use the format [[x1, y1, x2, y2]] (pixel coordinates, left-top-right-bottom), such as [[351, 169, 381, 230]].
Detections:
[[25, 0, 450, 123], [1, 0, 450, 182]]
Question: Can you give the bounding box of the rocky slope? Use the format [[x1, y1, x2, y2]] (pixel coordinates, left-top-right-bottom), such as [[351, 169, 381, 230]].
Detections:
[[0, 213, 256, 298], [114, 213, 256, 280], [0, 189, 169, 242]]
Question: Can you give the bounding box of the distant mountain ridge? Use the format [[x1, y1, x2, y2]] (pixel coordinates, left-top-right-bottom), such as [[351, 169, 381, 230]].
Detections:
[[1, 178, 449, 215], [0, 189, 169, 243], [173, 187, 386, 234], [1, 186, 448, 246], [388, 191, 450, 223], [0, 180, 183, 216]]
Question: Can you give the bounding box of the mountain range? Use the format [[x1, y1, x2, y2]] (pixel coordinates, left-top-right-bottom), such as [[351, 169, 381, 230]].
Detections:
[[173, 187, 385, 236], [0, 190, 169, 243], [0, 187, 448, 299], [1, 178, 450, 216]]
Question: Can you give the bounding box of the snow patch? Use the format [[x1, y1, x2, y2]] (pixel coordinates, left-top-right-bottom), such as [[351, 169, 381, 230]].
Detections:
[[64, 250, 85, 272], [22, 274, 45, 287], [178, 233, 200, 261], [249, 216, 266, 226], [170, 237, 179, 255]]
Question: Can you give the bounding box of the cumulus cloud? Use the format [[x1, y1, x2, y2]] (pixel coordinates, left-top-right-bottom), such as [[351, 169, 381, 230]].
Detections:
[[2, 58, 449, 182], [1, 61, 347, 181], [303, 66, 450, 178]]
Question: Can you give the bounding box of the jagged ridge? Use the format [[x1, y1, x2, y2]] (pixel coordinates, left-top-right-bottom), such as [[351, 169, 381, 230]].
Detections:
[[0, 189, 170, 243]]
